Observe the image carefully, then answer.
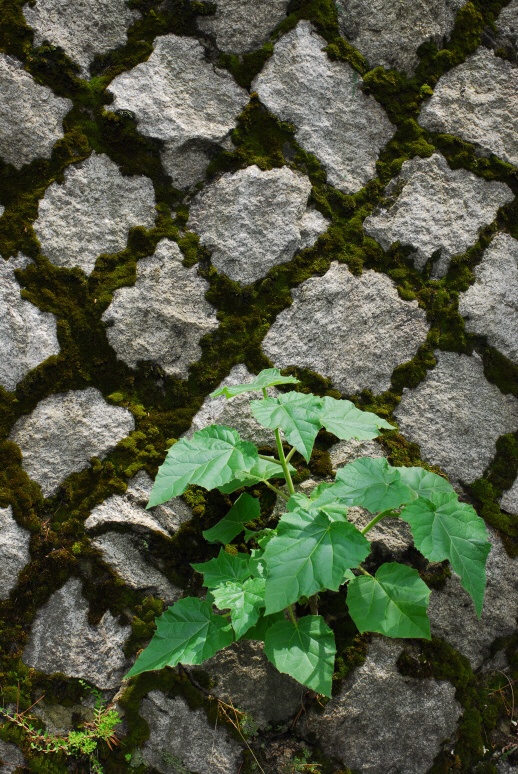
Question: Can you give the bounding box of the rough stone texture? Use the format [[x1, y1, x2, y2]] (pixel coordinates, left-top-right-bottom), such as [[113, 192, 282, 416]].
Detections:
[[252, 22, 395, 194], [187, 364, 278, 447], [501, 476, 518, 515], [364, 153, 513, 275], [85, 470, 193, 535], [303, 638, 462, 774], [429, 530, 518, 668], [336, 0, 464, 76], [188, 165, 328, 285], [0, 54, 71, 169], [0, 506, 31, 601], [140, 691, 242, 773], [23, 0, 139, 78], [92, 532, 180, 604], [102, 239, 219, 377], [9, 388, 135, 497], [419, 47, 518, 167], [0, 254, 60, 391], [262, 262, 428, 395], [458, 233, 518, 364], [329, 438, 386, 470], [23, 578, 130, 688], [198, 0, 289, 53], [494, 0, 518, 59], [203, 641, 303, 729], [107, 35, 248, 188], [34, 152, 156, 274], [0, 740, 25, 773], [394, 351, 518, 483]]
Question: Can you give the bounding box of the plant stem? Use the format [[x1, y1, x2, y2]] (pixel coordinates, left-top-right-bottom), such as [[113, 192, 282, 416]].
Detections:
[[264, 481, 289, 500], [258, 454, 283, 466], [287, 604, 298, 626], [358, 566, 373, 577], [285, 446, 297, 463], [274, 429, 295, 496], [361, 509, 398, 535]]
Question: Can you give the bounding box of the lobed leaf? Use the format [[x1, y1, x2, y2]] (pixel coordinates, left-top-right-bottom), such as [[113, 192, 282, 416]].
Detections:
[[211, 368, 299, 399], [212, 577, 266, 639], [217, 456, 294, 494], [396, 466, 455, 500], [148, 425, 259, 505], [192, 549, 252, 588], [264, 615, 336, 696], [319, 396, 393, 440], [243, 611, 285, 641], [125, 597, 233, 677], [202, 493, 261, 544], [334, 457, 414, 513], [250, 392, 323, 462], [400, 492, 490, 616], [347, 562, 431, 639]]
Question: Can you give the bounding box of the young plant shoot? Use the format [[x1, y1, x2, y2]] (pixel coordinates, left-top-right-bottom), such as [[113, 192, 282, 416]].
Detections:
[[126, 369, 491, 697]]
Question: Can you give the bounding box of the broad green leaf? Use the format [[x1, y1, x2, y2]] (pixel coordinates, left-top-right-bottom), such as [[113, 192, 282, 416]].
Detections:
[[342, 569, 356, 584], [263, 508, 371, 614], [334, 457, 414, 513], [396, 466, 455, 500], [148, 425, 258, 505], [319, 396, 393, 440], [400, 492, 490, 616], [212, 577, 266, 638], [264, 615, 336, 696], [202, 493, 261, 544], [347, 563, 431, 639], [243, 611, 285, 641], [251, 392, 323, 462], [244, 528, 275, 547], [125, 597, 233, 677], [217, 457, 293, 494], [287, 489, 349, 522], [192, 549, 252, 588], [211, 368, 299, 399]]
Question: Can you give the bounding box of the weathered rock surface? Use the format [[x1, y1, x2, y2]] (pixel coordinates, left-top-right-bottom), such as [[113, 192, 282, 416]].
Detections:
[[364, 153, 513, 275], [419, 47, 518, 167], [253, 22, 395, 193], [102, 239, 218, 377], [262, 262, 428, 395], [9, 388, 135, 497], [140, 691, 242, 773], [501, 476, 518, 515], [23, 0, 138, 78], [0, 254, 60, 392], [0, 740, 25, 773], [394, 351, 518, 483], [329, 438, 386, 470], [187, 364, 278, 447], [429, 530, 518, 668], [494, 0, 518, 59], [34, 152, 156, 274], [92, 532, 180, 604], [336, 0, 464, 76], [85, 470, 192, 535], [303, 638, 462, 774], [0, 54, 71, 169], [0, 506, 31, 600], [107, 35, 248, 188], [203, 641, 303, 729], [198, 0, 289, 53], [23, 578, 130, 688], [458, 233, 518, 365], [188, 165, 328, 285]]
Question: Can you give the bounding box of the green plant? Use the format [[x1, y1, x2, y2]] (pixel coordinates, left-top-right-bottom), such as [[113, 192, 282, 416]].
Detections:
[[126, 368, 491, 697], [1, 682, 121, 773]]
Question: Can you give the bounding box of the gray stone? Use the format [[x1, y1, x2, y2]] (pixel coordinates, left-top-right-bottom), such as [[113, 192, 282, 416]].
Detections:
[[34, 152, 156, 274], [23, 578, 130, 688], [102, 239, 219, 377], [336, 0, 464, 76], [0, 254, 60, 392], [252, 21, 395, 194], [0, 54, 71, 169], [458, 233, 518, 365], [85, 470, 193, 535], [203, 641, 303, 729], [161, 141, 216, 189], [303, 638, 462, 774], [0, 506, 31, 601], [107, 35, 248, 188], [9, 388, 135, 497], [92, 532, 181, 604], [0, 740, 25, 773], [329, 438, 386, 470], [501, 476, 518, 515], [364, 153, 513, 275], [262, 262, 428, 395], [394, 351, 518, 483], [188, 165, 328, 285], [429, 530, 518, 668], [347, 505, 413, 558], [140, 691, 242, 774], [198, 0, 289, 54], [419, 47, 518, 167], [495, 0, 518, 58], [187, 364, 278, 447], [23, 0, 139, 78]]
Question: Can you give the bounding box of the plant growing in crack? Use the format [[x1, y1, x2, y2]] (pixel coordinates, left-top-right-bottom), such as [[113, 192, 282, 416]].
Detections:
[[125, 368, 491, 697]]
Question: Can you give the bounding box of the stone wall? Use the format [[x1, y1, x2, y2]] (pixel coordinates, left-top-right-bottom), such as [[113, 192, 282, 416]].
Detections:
[[0, 0, 517, 772]]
